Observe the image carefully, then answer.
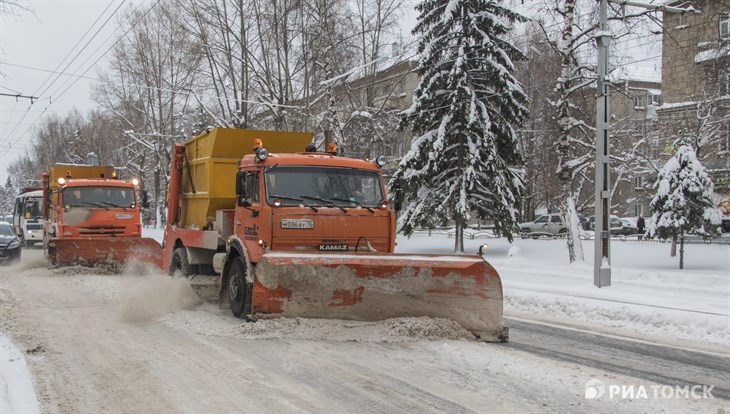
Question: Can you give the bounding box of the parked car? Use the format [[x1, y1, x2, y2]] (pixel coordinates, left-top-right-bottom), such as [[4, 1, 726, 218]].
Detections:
[[585, 215, 625, 234], [721, 217, 730, 234], [519, 214, 567, 235], [0, 222, 21, 264], [1, 215, 11, 223], [619, 218, 639, 235]]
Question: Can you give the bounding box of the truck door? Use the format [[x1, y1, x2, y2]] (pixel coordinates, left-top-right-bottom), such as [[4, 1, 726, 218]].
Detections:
[[236, 170, 263, 260]]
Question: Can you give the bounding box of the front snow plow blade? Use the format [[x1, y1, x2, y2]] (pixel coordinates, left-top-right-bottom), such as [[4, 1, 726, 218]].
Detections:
[[49, 237, 162, 268], [252, 252, 508, 342]]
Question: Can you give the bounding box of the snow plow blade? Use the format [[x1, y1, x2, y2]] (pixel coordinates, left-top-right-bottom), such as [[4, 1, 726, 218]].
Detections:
[[252, 252, 508, 342], [49, 237, 163, 268]]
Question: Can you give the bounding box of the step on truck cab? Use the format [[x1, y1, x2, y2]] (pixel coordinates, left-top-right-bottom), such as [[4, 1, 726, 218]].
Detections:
[[163, 128, 508, 342]]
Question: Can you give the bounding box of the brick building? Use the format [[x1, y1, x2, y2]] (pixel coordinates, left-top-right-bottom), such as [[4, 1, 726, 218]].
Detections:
[[657, 0, 730, 210], [608, 73, 663, 217]]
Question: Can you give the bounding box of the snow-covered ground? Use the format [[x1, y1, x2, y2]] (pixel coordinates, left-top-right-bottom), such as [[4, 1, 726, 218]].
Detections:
[[0, 232, 727, 413], [396, 234, 730, 349], [0, 332, 41, 414]]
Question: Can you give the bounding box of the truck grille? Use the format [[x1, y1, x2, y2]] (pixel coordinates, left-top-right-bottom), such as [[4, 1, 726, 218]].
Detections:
[[77, 226, 127, 236]]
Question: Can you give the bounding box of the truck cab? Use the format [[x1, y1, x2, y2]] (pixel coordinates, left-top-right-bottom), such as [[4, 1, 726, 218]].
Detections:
[[233, 150, 395, 264]]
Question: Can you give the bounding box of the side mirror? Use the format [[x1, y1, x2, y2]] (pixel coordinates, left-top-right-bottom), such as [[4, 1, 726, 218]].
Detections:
[[392, 178, 405, 212], [235, 172, 246, 196], [141, 190, 150, 209]]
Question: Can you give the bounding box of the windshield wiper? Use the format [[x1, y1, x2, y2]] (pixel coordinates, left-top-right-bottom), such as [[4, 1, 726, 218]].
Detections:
[[70, 201, 109, 210], [301, 195, 347, 212], [269, 194, 318, 212], [98, 201, 128, 209], [330, 197, 375, 213]]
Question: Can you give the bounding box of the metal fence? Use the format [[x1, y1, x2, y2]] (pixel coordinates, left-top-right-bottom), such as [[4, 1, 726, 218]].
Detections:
[[412, 228, 730, 246]]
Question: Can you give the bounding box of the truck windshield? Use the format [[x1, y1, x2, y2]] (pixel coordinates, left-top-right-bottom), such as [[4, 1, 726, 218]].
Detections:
[[24, 198, 42, 219], [62, 187, 136, 208], [265, 166, 383, 207]]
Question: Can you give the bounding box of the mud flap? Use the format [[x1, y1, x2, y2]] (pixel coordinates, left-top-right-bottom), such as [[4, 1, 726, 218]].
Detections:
[[50, 237, 163, 268], [252, 252, 508, 342]]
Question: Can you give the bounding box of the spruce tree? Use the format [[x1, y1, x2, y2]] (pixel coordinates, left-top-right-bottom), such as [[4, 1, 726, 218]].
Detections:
[[394, 0, 528, 252], [648, 145, 721, 260]]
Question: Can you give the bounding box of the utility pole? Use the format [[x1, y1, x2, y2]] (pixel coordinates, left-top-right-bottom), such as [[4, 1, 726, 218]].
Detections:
[[593, 0, 700, 288], [594, 0, 611, 288]]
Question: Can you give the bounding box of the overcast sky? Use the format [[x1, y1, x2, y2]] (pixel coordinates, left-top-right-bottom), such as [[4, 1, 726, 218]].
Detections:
[[0, 0, 661, 187], [0, 0, 153, 184]]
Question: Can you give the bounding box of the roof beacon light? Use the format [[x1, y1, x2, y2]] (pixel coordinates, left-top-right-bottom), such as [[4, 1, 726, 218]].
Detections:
[[326, 143, 337, 155], [132, 178, 140, 186], [112, 170, 118, 179], [253, 138, 263, 151]]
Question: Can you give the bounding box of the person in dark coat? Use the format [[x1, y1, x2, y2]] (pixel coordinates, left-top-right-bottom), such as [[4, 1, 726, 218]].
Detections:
[[637, 215, 645, 239]]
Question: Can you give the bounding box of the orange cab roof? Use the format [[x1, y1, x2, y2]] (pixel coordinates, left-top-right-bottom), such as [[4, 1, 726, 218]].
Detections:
[[240, 152, 381, 171], [60, 179, 135, 189]]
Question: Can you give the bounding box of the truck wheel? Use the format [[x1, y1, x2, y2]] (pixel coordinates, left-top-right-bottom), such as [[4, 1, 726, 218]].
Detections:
[[228, 257, 250, 318], [170, 247, 193, 277]]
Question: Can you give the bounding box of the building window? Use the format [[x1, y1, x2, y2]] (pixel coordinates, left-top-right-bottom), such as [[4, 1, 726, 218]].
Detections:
[[721, 68, 730, 95], [635, 176, 643, 189], [634, 204, 643, 217], [634, 120, 647, 135], [399, 80, 406, 94], [721, 13, 729, 41], [649, 93, 661, 106], [721, 125, 730, 152], [634, 95, 645, 109]]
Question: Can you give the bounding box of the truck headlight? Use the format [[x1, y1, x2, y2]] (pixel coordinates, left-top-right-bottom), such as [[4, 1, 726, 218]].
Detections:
[[375, 155, 387, 167], [8, 240, 20, 249]]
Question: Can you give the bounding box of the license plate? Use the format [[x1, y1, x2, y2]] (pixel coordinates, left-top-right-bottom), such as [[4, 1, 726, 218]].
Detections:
[[318, 244, 348, 251], [280, 219, 315, 229], [116, 214, 134, 219]]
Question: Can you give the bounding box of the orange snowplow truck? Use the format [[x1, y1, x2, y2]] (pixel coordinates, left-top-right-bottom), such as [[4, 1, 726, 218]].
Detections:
[[41, 165, 160, 267], [163, 128, 507, 341]]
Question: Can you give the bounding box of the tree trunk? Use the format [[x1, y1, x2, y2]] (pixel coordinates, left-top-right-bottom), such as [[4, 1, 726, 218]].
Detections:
[[454, 220, 464, 253], [670, 234, 677, 257]]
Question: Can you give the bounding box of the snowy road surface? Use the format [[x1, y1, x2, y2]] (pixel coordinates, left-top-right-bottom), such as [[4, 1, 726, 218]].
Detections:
[[1, 238, 728, 413]]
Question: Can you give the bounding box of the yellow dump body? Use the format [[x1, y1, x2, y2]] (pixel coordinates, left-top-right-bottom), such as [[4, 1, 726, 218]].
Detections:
[[179, 128, 313, 229]]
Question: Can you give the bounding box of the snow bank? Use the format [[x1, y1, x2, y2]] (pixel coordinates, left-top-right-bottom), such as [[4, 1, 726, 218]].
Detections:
[[0, 332, 41, 414]]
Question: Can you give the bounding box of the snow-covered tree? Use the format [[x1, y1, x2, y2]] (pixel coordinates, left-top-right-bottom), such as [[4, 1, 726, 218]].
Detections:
[[647, 145, 721, 259], [0, 177, 15, 214], [395, 0, 528, 252]]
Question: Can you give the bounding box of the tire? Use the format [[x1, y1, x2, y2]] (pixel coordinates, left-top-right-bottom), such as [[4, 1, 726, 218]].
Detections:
[[169, 247, 193, 277], [558, 228, 568, 235], [228, 256, 251, 318]]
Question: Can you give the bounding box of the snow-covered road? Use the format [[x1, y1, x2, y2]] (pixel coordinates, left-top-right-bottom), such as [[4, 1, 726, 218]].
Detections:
[[1, 234, 728, 413]]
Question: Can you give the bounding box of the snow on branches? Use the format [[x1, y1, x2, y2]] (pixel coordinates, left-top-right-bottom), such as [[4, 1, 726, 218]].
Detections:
[[647, 145, 721, 240], [395, 0, 528, 252]]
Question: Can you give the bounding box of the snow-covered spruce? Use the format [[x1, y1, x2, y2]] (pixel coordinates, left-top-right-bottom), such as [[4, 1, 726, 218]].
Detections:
[[647, 145, 721, 243], [394, 0, 528, 252]]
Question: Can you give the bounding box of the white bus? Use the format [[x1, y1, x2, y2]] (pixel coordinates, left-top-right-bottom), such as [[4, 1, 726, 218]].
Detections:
[[13, 189, 43, 247]]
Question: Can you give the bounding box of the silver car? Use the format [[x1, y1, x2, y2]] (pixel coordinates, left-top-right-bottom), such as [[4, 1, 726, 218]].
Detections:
[[519, 214, 567, 235]]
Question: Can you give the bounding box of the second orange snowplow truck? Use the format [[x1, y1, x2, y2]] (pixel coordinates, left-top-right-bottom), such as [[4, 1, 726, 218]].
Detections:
[[42, 165, 161, 267], [163, 128, 508, 341]]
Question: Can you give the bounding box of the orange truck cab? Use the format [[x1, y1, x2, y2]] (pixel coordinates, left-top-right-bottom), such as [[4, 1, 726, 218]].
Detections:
[[41, 165, 158, 267], [163, 128, 508, 342]]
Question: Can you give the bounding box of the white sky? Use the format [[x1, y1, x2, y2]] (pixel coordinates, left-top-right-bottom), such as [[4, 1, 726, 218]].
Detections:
[[0, 0, 151, 184], [0, 0, 662, 186]]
